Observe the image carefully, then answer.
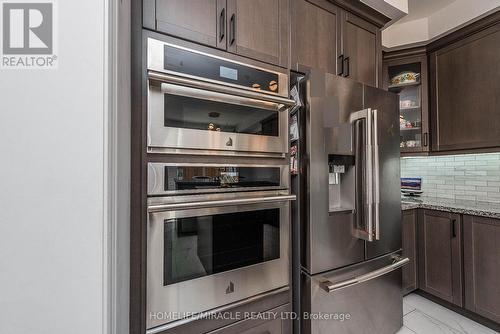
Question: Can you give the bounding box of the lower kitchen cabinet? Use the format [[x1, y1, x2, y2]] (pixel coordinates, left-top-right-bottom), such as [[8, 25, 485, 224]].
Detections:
[[418, 209, 463, 307], [464, 215, 500, 323], [402, 210, 418, 294], [208, 304, 291, 334]]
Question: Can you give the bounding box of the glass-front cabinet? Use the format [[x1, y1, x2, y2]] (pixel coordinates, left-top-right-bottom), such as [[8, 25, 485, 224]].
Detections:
[[383, 51, 429, 154]]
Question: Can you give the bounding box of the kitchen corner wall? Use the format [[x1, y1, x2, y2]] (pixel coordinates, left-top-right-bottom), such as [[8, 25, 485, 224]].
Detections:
[[401, 153, 500, 203]]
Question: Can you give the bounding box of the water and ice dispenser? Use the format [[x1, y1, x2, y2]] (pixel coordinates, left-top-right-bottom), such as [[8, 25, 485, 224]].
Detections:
[[328, 154, 356, 212]]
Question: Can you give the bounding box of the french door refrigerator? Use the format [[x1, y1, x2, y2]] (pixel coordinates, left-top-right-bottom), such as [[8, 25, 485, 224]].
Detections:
[[290, 70, 408, 334]]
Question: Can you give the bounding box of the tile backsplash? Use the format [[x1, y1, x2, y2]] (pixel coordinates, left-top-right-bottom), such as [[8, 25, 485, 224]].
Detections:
[[400, 153, 500, 203]]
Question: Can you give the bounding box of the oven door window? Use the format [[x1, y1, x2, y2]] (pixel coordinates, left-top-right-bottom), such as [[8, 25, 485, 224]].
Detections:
[[164, 166, 281, 192], [162, 85, 280, 137], [163, 208, 280, 286]]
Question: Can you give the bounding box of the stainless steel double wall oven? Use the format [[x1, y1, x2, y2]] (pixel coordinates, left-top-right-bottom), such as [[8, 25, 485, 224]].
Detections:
[[145, 37, 295, 331]]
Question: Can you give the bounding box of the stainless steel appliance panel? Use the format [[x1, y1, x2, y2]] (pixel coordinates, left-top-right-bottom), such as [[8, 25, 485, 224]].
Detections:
[[364, 85, 402, 259], [302, 252, 406, 334], [147, 197, 291, 329], [303, 71, 365, 274], [306, 211, 365, 275]]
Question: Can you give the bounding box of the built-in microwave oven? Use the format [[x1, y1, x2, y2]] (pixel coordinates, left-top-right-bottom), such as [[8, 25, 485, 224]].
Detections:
[[147, 38, 295, 157]]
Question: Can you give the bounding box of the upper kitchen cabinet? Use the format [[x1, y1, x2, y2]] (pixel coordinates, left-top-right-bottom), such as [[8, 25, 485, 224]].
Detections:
[[149, 0, 289, 67], [341, 11, 381, 87], [291, 0, 385, 87], [291, 0, 341, 74], [429, 17, 500, 152], [226, 0, 289, 68], [383, 48, 429, 154], [153, 0, 227, 49]]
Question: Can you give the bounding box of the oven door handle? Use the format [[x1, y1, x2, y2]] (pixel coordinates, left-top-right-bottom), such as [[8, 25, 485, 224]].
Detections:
[[147, 195, 296, 213], [148, 70, 296, 110]]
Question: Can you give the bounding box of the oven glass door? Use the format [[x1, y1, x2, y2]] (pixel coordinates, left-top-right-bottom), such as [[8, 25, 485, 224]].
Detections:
[[164, 208, 280, 285], [148, 80, 289, 155], [147, 200, 290, 329]]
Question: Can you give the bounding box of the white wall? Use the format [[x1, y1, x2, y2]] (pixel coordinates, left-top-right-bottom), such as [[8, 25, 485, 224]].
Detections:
[[382, 17, 429, 46], [0, 0, 128, 333], [382, 0, 500, 47], [360, 0, 408, 23]]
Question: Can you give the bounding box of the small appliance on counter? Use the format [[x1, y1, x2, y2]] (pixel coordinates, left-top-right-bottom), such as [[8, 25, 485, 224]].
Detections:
[[401, 177, 423, 196]]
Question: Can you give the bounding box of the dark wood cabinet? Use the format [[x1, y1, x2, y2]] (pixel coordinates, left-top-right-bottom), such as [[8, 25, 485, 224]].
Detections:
[[227, 0, 289, 67], [155, 0, 226, 49], [291, 0, 383, 86], [383, 48, 429, 154], [429, 20, 500, 152], [402, 209, 418, 294], [152, 0, 289, 67], [341, 11, 381, 87], [464, 215, 500, 323], [418, 209, 463, 307], [291, 0, 340, 74]]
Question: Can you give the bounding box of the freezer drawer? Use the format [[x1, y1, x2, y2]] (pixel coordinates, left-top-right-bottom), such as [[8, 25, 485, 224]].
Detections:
[[301, 252, 407, 334]]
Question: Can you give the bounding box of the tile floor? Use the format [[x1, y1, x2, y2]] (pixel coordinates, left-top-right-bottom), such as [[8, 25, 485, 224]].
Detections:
[[397, 293, 499, 334]]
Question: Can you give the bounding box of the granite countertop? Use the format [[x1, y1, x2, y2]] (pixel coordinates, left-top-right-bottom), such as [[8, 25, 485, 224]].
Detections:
[[401, 197, 500, 219]]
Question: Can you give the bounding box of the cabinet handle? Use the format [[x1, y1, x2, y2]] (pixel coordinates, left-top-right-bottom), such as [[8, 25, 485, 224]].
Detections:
[[343, 57, 350, 77], [338, 54, 344, 76], [219, 8, 225, 42], [423, 132, 428, 147], [229, 13, 236, 46], [451, 219, 457, 238]]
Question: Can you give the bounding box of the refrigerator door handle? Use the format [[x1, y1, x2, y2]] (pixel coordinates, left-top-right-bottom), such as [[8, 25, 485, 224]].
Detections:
[[319, 255, 409, 293], [350, 108, 374, 242], [372, 109, 380, 240]]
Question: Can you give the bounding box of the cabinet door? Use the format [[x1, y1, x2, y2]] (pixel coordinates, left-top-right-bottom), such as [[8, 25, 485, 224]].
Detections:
[[383, 53, 430, 153], [418, 210, 463, 306], [155, 0, 226, 49], [227, 0, 289, 67], [291, 0, 340, 74], [430, 24, 500, 151], [402, 210, 418, 294], [464, 215, 500, 323], [341, 11, 381, 87]]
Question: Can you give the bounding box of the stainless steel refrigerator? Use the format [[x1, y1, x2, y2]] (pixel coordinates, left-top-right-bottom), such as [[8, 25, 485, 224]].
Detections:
[[290, 70, 408, 334]]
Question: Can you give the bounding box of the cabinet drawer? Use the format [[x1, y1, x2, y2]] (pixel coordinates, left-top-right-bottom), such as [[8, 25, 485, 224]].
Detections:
[[208, 304, 289, 334]]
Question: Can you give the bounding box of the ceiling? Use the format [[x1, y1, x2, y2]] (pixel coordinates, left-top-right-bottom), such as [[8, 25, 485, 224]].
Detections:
[[397, 0, 456, 23], [382, 0, 500, 47]]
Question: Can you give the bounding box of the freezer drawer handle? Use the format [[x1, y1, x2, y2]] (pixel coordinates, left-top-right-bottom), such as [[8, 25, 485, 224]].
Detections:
[[319, 255, 409, 293], [148, 195, 296, 213]]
